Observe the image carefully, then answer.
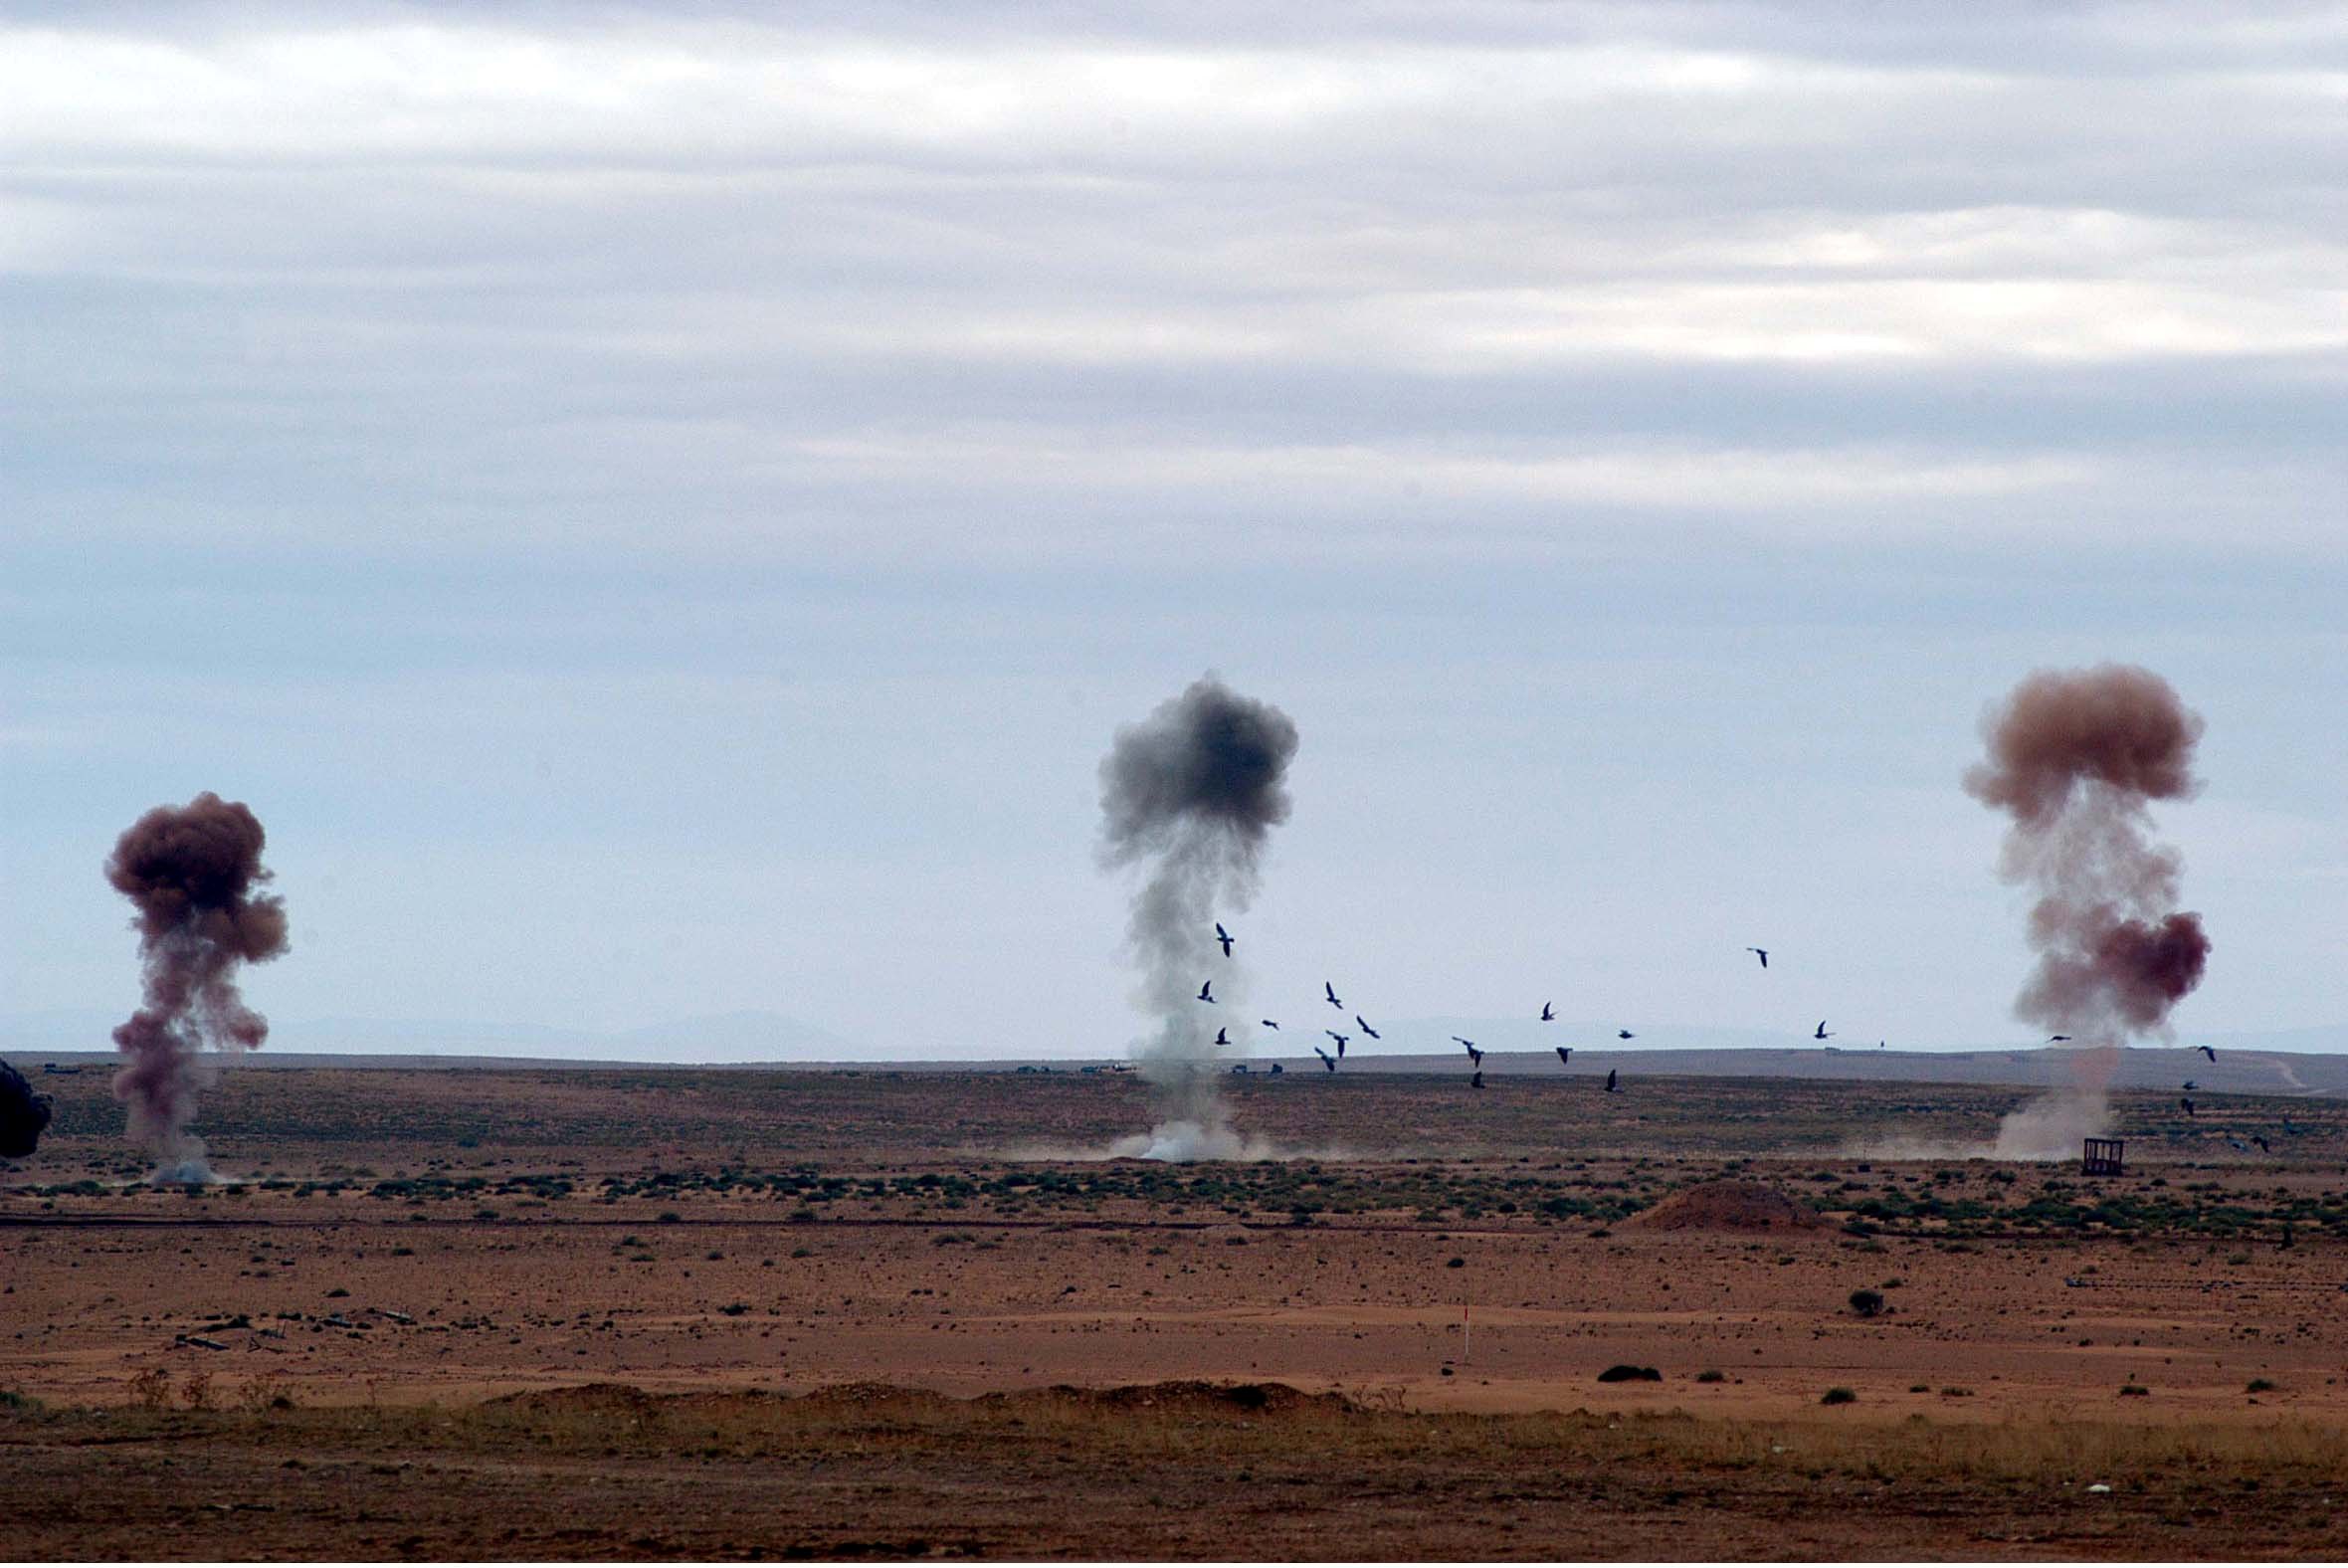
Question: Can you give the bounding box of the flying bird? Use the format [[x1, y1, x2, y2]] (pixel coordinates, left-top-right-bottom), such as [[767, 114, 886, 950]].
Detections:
[[1325, 1030, 1349, 1053], [2180, 1096, 2196, 1118], [2049, 1035, 2071, 1043], [1617, 1030, 1635, 1040], [1469, 1070, 1484, 1090], [1261, 1019, 1280, 1031], [1452, 1036, 1474, 1049], [1813, 1020, 1833, 1041], [1213, 1027, 1229, 1047], [1215, 922, 1234, 958], [1197, 980, 1215, 1003], [1540, 1002, 1555, 1022], [1554, 1046, 1571, 1065], [1325, 981, 1343, 1009], [1605, 1069, 1620, 1093], [1747, 947, 1768, 969], [1313, 1047, 1337, 1073], [1456, 1039, 1482, 1066], [2197, 1045, 2218, 1063], [1354, 1016, 1380, 1041], [2182, 1079, 2198, 1090]]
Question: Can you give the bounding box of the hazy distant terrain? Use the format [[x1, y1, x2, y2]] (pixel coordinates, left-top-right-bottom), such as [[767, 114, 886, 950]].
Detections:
[[10, 1030, 2346, 1096]]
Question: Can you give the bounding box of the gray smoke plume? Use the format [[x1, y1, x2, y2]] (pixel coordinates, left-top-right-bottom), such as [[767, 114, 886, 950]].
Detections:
[[1098, 676, 1298, 1160], [0, 1059, 53, 1160], [1965, 666, 2211, 1157], [105, 793, 291, 1182]]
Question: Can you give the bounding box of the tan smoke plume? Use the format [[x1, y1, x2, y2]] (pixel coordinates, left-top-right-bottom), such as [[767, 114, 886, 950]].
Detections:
[[1965, 666, 2210, 1157]]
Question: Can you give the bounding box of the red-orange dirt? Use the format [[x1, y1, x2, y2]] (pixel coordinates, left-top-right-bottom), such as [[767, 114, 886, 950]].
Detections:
[[6, 1063, 2347, 1558]]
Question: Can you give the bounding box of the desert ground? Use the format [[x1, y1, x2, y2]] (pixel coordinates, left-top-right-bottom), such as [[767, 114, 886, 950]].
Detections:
[[8, 1062, 2348, 1559]]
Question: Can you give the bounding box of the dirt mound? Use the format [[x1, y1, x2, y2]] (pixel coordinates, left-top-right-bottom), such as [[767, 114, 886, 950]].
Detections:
[[986, 1381, 1351, 1418], [1623, 1180, 1824, 1233], [483, 1383, 660, 1417]]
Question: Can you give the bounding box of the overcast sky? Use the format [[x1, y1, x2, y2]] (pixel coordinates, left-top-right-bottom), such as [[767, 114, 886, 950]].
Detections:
[[4, 2, 2344, 1058]]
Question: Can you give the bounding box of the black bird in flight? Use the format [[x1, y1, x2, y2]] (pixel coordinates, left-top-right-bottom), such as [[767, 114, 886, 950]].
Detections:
[[2182, 1079, 2198, 1090], [1354, 1015, 1381, 1041], [1313, 1047, 1337, 1073], [1555, 1046, 1571, 1065], [1325, 981, 1343, 1009], [2197, 1045, 2218, 1063], [1813, 1020, 1833, 1041], [1469, 1070, 1484, 1090], [1213, 1027, 1229, 1047], [1325, 1030, 1349, 1054], [1605, 1069, 1620, 1092], [1261, 1019, 1280, 1031], [1747, 947, 1768, 969], [1197, 980, 1215, 1003], [1617, 1029, 1635, 1040], [1540, 1002, 1555, 1022], [2180, 1096, 2196, 1118], [1215, 922, 1234, 958], [2049, 1034, 2071, 1043], [1454, 1038, 1482, 1066]]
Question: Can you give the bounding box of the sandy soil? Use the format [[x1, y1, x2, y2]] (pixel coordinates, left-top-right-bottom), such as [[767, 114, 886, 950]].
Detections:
[[5, 1065, 2346, 1557]]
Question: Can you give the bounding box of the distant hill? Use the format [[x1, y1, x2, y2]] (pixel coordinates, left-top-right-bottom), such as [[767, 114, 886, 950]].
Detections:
[[7, 1006, 2343, 1094]]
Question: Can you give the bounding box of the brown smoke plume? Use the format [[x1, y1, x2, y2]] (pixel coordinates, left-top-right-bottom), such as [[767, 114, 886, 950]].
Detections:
[[105, 793, 290, 1181], [1098, 676, 1298, 1161], [1965, 666, 2210, 1156]]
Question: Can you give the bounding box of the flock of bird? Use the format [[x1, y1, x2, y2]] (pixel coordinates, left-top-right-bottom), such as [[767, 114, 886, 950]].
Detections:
[[1200, 925, 2245, 1135], [1197, 922, 1800, 1094]]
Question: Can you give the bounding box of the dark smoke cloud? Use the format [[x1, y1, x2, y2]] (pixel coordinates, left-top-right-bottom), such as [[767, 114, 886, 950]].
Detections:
[[105, 793, 290, 1180], [1099, 676, 1298, 1160], [1966, 666, 2211, 1155], [0, 1060, 53, 1160]]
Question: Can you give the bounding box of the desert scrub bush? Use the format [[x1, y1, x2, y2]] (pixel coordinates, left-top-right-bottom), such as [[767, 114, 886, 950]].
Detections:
[[0, 1388, 44, 1416], [1694, 1370, 1727, 1384], [2248, 1378, 2278, 1393], [2119, 1385, 2150, 1397], [1848, 1288, 1885, 1318], [1820, 1387, 1859, 1406], [1596, 1365, 1663, 1383], [127, 1368, 173, 1411]]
